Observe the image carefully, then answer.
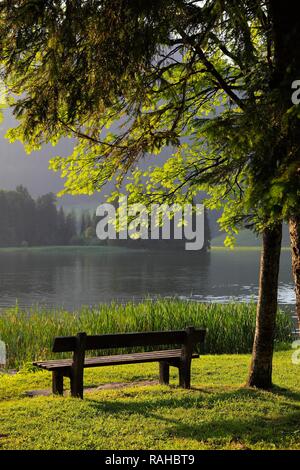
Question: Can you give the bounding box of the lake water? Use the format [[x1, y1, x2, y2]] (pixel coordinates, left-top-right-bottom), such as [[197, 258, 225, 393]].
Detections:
[[0, 247, 295, 312]]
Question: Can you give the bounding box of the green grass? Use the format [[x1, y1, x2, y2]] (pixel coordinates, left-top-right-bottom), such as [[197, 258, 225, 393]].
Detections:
[[211, 246, 291, 252], [0, 300, 293, 368], [0, 351, 299, 450], [0, 245, 130, 253]]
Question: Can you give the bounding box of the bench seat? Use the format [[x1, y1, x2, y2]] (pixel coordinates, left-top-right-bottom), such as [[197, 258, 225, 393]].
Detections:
[[33, 328, 206, 397], [34, 349, 199, 371]]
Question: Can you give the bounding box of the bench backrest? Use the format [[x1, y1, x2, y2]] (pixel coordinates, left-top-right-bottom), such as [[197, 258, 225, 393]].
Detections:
[[52, 327, 206, 353]]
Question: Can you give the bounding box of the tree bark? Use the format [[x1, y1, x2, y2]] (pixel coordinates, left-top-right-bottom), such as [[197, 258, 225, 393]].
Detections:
[[289, 216, 300, 333], [247, 224, 282, 389]]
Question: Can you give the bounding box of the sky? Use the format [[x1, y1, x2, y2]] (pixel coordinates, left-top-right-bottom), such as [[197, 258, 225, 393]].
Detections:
[[0, 109, 105, 209], [0, 108, 173, 211]]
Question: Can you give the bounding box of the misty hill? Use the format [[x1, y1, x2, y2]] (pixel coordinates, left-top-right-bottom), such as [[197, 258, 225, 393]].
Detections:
[[212, 226, 291, 248]]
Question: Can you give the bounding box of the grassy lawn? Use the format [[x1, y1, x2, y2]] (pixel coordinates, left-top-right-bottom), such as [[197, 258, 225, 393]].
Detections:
[[0, 351, 299, 450]]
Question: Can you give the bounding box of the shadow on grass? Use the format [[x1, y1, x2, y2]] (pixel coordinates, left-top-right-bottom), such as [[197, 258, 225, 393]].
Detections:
[[86, 387, 300, 446], [272, 385, 300, 402]]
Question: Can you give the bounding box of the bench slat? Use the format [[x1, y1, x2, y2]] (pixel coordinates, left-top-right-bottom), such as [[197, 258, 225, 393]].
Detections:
[[34, 349, 199, 371], [52, 329, 206, 352]]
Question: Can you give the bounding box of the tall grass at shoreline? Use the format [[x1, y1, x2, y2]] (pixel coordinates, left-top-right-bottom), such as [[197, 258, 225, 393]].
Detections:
[[0, 300, 293, 369]]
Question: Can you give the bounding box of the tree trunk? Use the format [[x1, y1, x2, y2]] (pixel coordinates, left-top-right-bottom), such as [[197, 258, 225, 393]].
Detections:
[[289, 216, 300, 333], [247, 224, 282, 389]]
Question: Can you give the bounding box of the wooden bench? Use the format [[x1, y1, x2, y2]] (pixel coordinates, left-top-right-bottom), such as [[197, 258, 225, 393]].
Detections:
[[33, 327, 206, 398]]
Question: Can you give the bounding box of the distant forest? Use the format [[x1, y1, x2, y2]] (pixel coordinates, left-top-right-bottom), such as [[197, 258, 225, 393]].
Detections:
[[0, 187, 212, 249], [0, 186, 77, 247]]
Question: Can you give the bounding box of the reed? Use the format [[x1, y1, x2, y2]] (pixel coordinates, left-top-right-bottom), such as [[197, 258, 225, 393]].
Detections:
[[0, 299, 293, 368]]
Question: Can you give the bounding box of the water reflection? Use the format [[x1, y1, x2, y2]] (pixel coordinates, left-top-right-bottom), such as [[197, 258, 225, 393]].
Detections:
[[0, 247, 294, 310]]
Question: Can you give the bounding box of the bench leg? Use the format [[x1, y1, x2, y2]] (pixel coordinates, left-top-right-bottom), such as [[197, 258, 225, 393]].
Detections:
[[70, 332, 86, 398], [179, 359, 191, 389], [159, 361, 170, 385], [70, 369, 84, 399], [52, 371, 64, 396]]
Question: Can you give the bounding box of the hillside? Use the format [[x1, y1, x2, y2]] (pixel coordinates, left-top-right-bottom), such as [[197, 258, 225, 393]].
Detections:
[[212, 226, 291, 248]]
